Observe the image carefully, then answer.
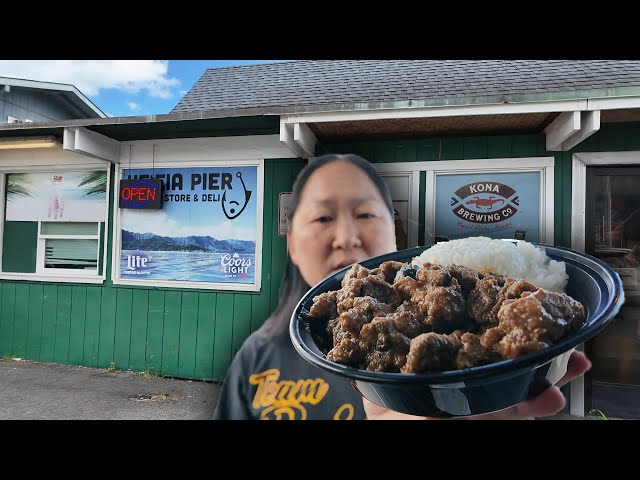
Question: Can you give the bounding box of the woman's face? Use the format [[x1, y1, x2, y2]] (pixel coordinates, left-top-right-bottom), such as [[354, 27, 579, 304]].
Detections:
[[288, 161, 396, 286]]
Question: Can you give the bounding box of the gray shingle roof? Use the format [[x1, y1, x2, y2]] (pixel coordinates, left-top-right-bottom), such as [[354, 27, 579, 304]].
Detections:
[[171, 60, 640, 114]]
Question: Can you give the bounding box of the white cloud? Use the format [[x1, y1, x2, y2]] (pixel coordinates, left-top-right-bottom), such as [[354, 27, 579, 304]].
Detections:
[[127, 101, 139, 111], [0, 60, 180, 99], [122, 210, 254, 241], [179, 89, 188, 96]]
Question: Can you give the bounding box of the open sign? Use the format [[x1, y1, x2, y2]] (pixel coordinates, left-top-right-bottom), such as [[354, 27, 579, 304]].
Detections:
[[119, 179, 163, 209]]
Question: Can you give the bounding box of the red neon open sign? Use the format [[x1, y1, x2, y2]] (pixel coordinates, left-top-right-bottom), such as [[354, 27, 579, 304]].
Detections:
[[119, 179, 163, 209]]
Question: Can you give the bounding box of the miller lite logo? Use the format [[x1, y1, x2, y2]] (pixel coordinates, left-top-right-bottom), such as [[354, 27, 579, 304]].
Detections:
[[450, 181, 519, 224]]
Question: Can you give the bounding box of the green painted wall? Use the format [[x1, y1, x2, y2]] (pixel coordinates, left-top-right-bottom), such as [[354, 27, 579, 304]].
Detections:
[[0, 159, 305, 381], [1, 122, 639, 382], [322, 122, 640, 249]]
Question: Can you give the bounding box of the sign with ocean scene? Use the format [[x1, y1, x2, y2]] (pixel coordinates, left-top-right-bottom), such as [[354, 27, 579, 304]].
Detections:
[[5, 170, 107, 222], [119, 166, 258, 285], [435, 171, 541, 242]]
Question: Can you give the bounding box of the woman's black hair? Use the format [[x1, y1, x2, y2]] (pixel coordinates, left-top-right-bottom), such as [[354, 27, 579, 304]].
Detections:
[[262, 154, 394, 337]]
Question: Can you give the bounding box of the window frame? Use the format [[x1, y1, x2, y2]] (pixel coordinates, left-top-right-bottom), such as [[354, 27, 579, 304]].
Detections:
[[35, 222, 101, 276], [111, 159, 264, 292], [375, 157, 555, 245], [0, 164, 110, 284]]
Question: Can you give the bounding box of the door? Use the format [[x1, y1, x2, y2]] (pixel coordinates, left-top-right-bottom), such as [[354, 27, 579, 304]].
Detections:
[[585, 167, 640, 418]]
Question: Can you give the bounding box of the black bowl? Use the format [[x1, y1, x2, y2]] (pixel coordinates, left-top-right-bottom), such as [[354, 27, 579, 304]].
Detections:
[[289, 244, 625, 417]]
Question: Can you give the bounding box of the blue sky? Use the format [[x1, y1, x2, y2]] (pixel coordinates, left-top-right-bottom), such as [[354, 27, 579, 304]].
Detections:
[[121, 165, 258, 241], [0, 60, 288, 118]]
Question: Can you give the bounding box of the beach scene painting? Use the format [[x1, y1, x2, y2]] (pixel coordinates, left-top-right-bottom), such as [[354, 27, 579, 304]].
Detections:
[[119, 166, 258, 285]]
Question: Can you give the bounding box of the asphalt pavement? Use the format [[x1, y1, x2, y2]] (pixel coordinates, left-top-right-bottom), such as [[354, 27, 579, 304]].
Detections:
[[0, 358, 621, 420], [0, 358, 222, 420]]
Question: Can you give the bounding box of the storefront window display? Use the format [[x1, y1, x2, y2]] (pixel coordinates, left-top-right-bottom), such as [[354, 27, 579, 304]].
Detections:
[[2, 169, 108, 277], [114, 163, 263, 291]]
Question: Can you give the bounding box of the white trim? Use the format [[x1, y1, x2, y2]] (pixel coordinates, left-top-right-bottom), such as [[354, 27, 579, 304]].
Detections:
[[414, 157, 555, 172], [411, 171, 420, 245], [120, 135, 298, 163], [0, 164, 110, 284], [373, 158, 554, 246], [425, 170, 435, 243], [0, 273, 105, 283], [0, 76, 106, 118], [569, 150, 640, 417], [574, 151, 640, 165], [293, 123, 317, 158], [63, 127, 121, 163], [7, 115, 32, 123], [543, 163, 555, 243], [279, 119, 305, 158], [423, 157, 555, 245], [571, 151, 640, 250], [279, 94, 640, 126], [282, 99, 590, 124], [587, 96, 640, 110], [0, 155, 107, 171], [570, 345, 586, 416], [373, 164, 420, 248], [35, 222, 101, 276], [571, 157, 587, 252], [561, 111, 600, 151], [0, 173, 5, 269], [111, 159, 264, 292], [544, 111, 580, 151]]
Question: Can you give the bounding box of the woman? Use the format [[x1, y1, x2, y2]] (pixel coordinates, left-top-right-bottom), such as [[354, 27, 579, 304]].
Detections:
[[213, 154, 591, 420]]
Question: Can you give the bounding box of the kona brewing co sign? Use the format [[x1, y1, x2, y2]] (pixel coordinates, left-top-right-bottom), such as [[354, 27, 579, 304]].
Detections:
[[119, 179, 163, 209], [451, 181, 518, 223]]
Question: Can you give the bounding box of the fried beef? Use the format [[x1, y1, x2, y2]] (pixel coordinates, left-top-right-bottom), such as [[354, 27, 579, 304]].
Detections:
[[305, 261, 586, 374]]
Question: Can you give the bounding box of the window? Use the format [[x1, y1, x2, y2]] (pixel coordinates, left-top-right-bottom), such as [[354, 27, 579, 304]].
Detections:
[[7, 116, 33, 123], [37, 222, 100, 274], [1, 168, 108, 282], [375, 157, 555, 246], [113, 161, 264, 292]]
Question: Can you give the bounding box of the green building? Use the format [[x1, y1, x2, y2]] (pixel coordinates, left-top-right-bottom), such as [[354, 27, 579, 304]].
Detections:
[[1, 60, 639, 418]]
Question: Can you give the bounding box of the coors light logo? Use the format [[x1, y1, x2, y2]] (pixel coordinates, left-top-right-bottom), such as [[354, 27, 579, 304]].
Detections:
[[450, 181, 520, 224]]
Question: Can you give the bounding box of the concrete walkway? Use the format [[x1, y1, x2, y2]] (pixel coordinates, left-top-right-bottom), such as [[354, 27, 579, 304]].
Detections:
[[0, 358, 222, 420]]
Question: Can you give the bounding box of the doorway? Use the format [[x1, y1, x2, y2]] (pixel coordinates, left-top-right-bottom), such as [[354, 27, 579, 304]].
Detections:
[[585, 166, 640, 418]]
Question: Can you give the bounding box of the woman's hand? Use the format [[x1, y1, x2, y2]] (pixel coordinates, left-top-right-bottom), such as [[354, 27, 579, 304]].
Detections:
[[364, 350, 591, 420]]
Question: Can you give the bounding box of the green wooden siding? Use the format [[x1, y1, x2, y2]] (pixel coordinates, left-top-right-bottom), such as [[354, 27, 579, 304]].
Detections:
[[83, 287, 101, 367], [177, 291, 198, 379], [0, 159, 306, 380], [68, 286, 87, 365], [145, 290, 165, 374], [194, 292, 216, 379], [53, 285, 72, 364], [1, 126, 638, 382], [40, 285, 57, 362], [129, 289, 149, 372], [25, 284, 44, 360], [12, 283, 29, 358], [97, 287, 117, 368], [161, 290, 182, 377], [212, 293, 234, 380]]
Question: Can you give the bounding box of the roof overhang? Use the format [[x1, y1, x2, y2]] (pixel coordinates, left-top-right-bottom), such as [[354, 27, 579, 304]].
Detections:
[[279, 93, 640, 157], [0, 76, 106, 118], [1, 89, 640, 159]]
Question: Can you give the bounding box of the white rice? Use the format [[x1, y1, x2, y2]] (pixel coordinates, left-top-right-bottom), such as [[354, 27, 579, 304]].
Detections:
[[413, 237, 568, 292]]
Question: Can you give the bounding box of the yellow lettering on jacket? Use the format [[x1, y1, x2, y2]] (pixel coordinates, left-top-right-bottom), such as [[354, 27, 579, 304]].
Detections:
[[249, 368, 354, 420]]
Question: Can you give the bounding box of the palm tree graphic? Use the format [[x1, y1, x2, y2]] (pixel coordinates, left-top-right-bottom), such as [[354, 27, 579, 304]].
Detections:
[[77, 171, 107, 197], [6, 173, 33, 200]]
